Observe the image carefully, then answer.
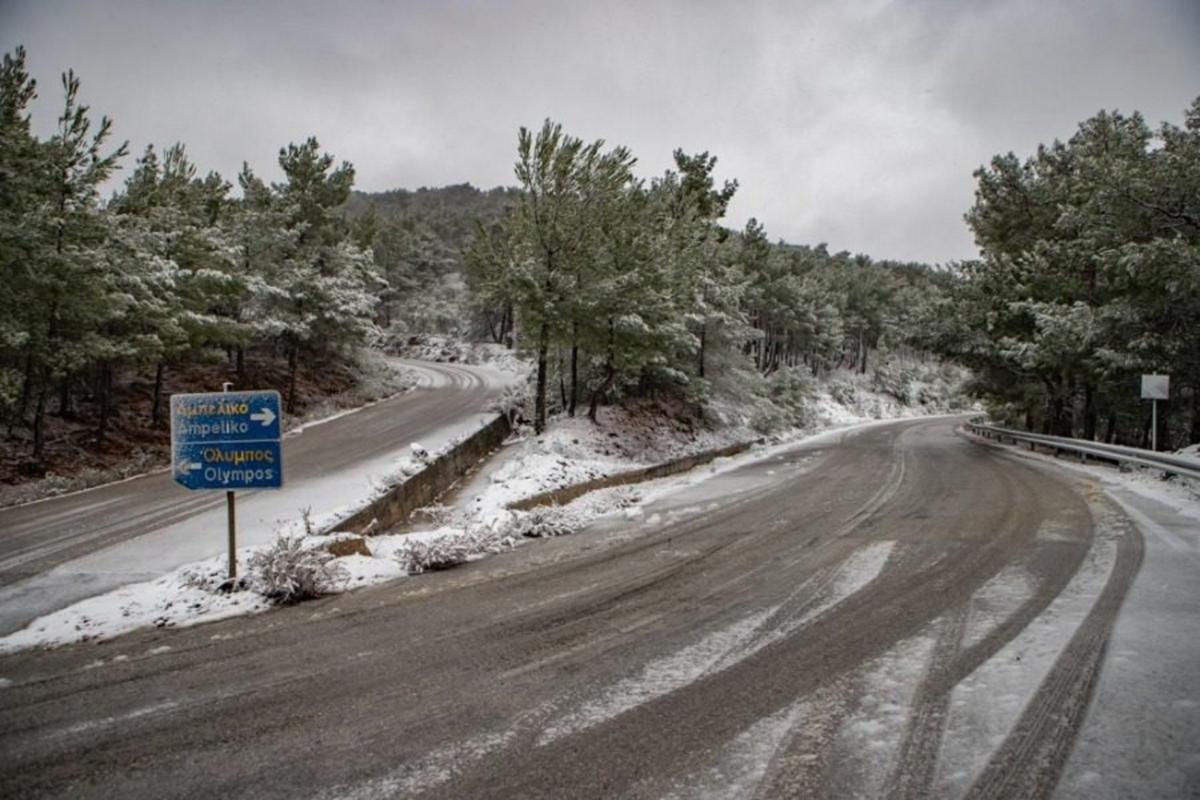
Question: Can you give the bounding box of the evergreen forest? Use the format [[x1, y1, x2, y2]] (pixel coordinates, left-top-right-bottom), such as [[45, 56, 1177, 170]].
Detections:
[[2, 45, 1198, 482]]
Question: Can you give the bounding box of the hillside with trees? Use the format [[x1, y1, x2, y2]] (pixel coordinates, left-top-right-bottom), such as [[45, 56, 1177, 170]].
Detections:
[[1, 48, 387, 482], [343, 184, 519, 337], [464, 120, 959, 433], [1, 46, 972, 491]]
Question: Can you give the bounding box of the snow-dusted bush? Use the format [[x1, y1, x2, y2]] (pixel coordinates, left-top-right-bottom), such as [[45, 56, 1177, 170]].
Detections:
[[502, 505, 584, 539], [249, 536, 348, 603], [873, 361, 916, 405], [394, 535, 473, 574], [749, 398, 787, 435], [180, 565, 228, 593], [394, 528, 516, 575], [488, 382, 534, 427], [827, 378, 859, 407], [764, 367, 816, 428]]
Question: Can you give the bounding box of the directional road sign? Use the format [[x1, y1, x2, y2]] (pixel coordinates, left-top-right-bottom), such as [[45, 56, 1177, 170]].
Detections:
[[170, 390, 284, 491]]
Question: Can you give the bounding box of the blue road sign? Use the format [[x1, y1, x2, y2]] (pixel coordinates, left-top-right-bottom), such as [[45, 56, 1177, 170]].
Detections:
[[171, 390, 284, 491]]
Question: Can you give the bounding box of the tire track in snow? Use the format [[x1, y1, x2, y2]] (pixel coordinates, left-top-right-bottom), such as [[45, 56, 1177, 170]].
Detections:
[[964, 501, 1144, 800]]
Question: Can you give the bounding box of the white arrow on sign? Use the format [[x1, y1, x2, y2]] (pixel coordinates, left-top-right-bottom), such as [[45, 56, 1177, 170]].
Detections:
[[250, 407, 276, 426], [176, 460, 202, 475]]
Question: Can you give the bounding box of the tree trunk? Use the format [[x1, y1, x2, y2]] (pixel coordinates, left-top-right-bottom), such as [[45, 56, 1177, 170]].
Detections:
[[56, 377, 71, 418], [698, 327, 706, 379], [588, 319, 617, 421], [151, 361, 166, 427], [236, 347, 245, 381], [9, 349, 35, 436], [96, 363, 112, 443], [1083, 381, 1096, 440], [588, 365, 615, 422], [32, 383, 47, 461], [287, 341, 299, 415], [1155, 399, 1171, 450], [568, 338, 578, 417], [1046, 375, 1072, 437], [534, 322, 549, 433], [1191, 387, 1200, 445], [558, 351, 568, 411]]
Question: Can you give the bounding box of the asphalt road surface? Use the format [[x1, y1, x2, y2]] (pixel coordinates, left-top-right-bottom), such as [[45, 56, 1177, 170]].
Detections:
[[0, 359, 505, 634], [0, 417, 1168, 799]]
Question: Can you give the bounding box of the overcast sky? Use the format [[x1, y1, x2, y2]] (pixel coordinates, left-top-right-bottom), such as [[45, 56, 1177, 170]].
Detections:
[[3, 0, 1198, 263]]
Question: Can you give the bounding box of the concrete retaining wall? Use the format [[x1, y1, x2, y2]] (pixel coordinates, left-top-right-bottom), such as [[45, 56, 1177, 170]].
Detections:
[[328, 414, 512, 535], [507, 439, 755, 511]]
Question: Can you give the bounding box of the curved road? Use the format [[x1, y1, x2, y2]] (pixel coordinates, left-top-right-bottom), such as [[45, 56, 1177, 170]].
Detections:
[[0, 417, 1173, 799], [0, 359, 508, 634]]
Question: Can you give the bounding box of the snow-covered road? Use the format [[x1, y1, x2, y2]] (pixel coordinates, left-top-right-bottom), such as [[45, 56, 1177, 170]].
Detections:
[[4, 416, 1195, 798], [0, 358, 517, 636]]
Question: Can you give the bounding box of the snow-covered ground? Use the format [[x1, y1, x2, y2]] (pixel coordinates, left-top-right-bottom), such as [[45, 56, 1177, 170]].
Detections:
[[387, 334, 528, 376], [0, 383, 944, 652], [0, 359, 521, 643]]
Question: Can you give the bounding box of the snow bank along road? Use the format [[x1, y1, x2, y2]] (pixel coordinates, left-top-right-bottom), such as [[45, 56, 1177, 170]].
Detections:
[[1, 417, 1191, 799], [0, 359, 508, 636]]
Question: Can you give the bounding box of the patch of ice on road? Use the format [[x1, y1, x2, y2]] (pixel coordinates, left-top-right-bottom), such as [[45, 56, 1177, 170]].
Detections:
[[0, 677, 12, 688], [960, 565, 1036, 650], [708, 541, 898, 672], [831, 633, 937, 798], [805, 541, 896, 624], [933, 517, 1121, 797], [57, 700, 179, 738], [316, 729, 515, 800], [537, 608, 777, 746], [147, 645, 171, 655], [657, 698, 815, 800]]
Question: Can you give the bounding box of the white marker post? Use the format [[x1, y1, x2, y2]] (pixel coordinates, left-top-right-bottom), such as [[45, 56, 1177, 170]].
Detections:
[[1141, 374, 1170, 451], [222, 382, 237, 580]]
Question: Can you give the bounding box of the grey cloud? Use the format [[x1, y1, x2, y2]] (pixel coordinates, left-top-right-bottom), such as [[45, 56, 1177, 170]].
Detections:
[[3, 0, 1196, 264]]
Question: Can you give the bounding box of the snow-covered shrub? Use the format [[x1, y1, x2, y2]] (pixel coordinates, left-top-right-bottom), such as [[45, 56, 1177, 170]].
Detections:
[[394, 535, 474, 574], [488, 382, 534, 427], [827, 378, 859, 407], [502, 505, 584, 539], [469, 526, 520, 555], [765, 367, 816, 428], [749, 398, 787, 435], [606, 486, 641, 510], [394, 527, 517, 575], [180, 565, 229, 593], [249, 536, 348, 603], [872, 361, 917, 405]]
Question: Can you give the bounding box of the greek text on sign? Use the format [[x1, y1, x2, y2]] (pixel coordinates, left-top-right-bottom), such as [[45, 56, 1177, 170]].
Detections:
[[171, 390, 284, 490]]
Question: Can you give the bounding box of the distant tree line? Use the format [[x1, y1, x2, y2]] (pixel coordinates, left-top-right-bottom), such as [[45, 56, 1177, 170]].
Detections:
[[0, 48, 383, 461], [466, 120, 952, 432], [344, 184, 519, 336], [932, 98, 1200, 448]]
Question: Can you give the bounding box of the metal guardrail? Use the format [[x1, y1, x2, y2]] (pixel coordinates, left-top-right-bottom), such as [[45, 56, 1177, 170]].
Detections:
[[964, 418, 1200, 481]]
